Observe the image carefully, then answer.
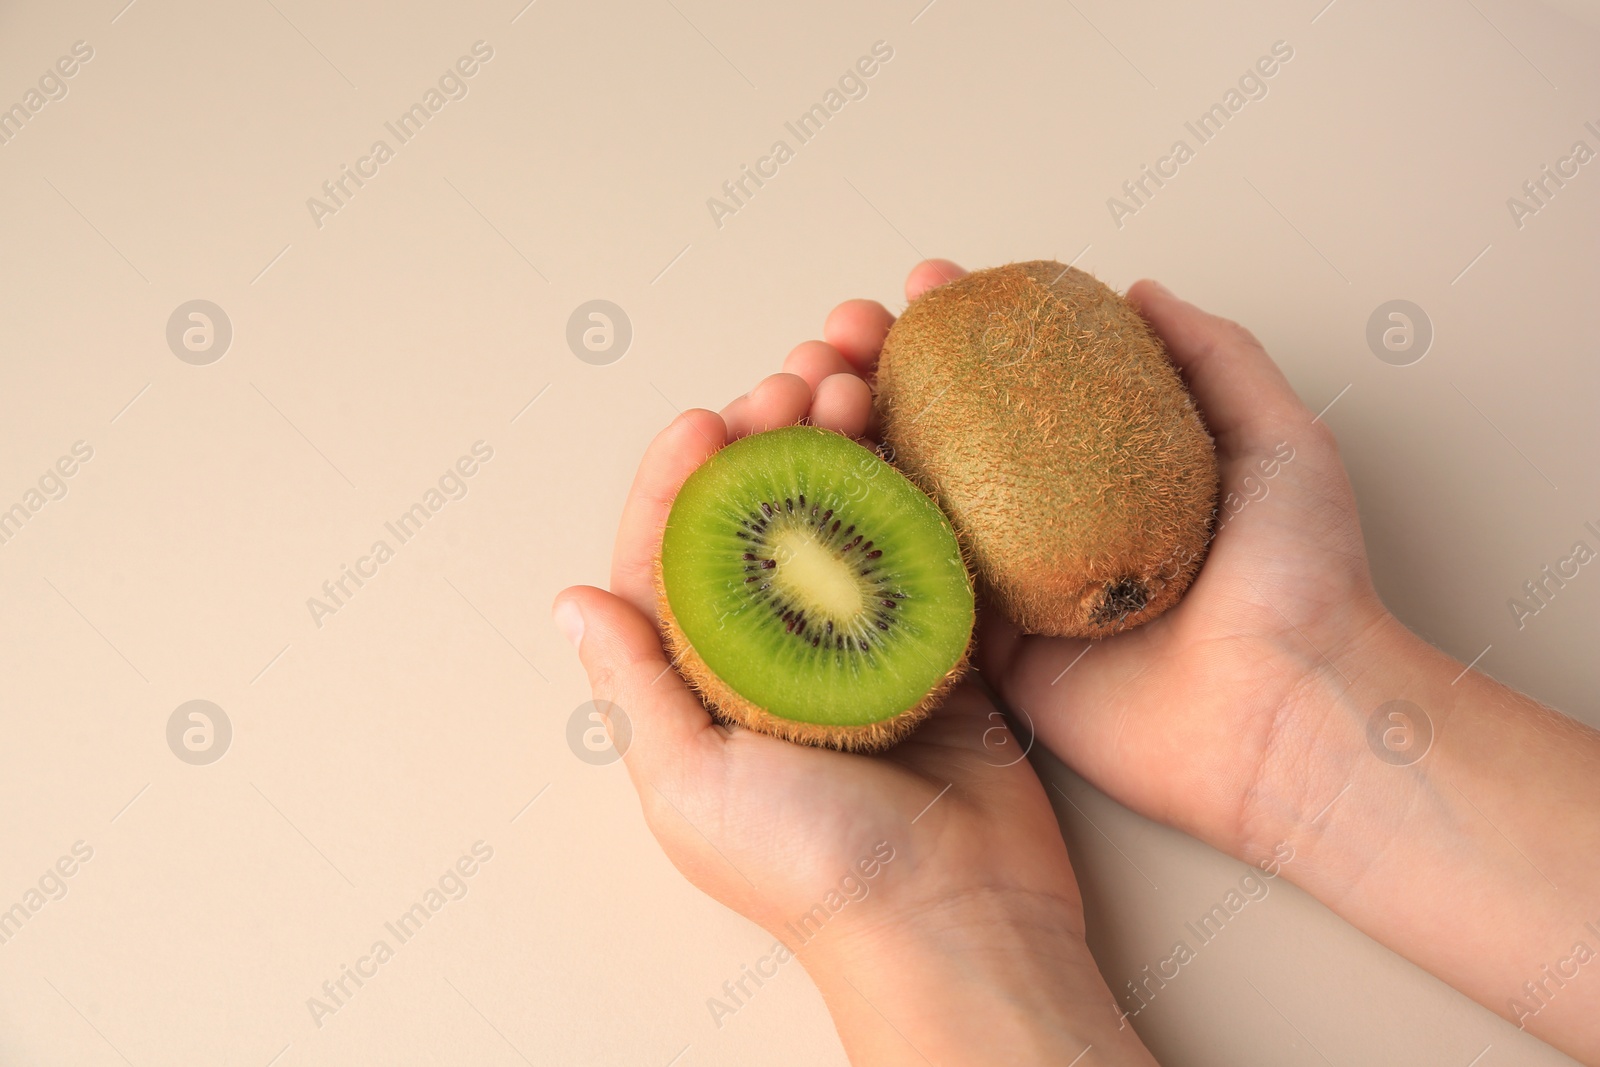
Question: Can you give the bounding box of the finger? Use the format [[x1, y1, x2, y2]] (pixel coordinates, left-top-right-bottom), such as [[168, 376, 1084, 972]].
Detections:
[[611, 409, 727, 619], [973, 599, 1027, 683], [905, 259, 967, 303], [718, 393, 750, 435], [722, 372, 811, 440], [553, 586, 720, 786], [781, 340, 854, 391], [822, 299, 894, 377], [809, 373, 874, 439], [1125, 280, 1311, 453]]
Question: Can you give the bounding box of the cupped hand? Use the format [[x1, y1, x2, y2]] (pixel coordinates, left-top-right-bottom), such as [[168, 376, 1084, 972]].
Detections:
[[826, 260, 1393, 864], [552, 354, 1085, 952]]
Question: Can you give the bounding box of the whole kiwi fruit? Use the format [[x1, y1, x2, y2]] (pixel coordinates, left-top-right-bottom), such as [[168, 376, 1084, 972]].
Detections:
[[875, 260, 1219, 638]]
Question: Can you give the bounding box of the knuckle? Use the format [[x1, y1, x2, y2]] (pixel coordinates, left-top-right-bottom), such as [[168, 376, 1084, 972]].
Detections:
[[587, 660, 623, 702], [1221, 317, 1265, 352]]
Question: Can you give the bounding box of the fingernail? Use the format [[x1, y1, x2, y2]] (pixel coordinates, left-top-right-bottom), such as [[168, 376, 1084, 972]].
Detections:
[[1148, 279, 1173, 297], [553, 599, 585, 650]]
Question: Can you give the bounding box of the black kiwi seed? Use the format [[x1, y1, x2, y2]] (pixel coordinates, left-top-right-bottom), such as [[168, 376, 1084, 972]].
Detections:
[[721, 497, 914, 656]]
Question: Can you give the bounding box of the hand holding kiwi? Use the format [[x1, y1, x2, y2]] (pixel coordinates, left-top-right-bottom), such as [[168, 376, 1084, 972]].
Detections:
[[553, 284, 1166, 1062]]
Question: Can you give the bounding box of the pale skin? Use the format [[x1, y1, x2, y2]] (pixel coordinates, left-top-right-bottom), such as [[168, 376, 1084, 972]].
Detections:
[[554, 259, 1600, 1065]]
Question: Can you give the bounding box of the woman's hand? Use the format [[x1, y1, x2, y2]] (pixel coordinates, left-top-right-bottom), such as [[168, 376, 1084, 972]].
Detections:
[[553, 343, 1157, 1064], [817, 259, 1600, 1063]]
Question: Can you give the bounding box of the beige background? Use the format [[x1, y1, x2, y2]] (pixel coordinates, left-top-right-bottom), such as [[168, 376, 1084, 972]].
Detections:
[[0, 0, 1596, 1063]]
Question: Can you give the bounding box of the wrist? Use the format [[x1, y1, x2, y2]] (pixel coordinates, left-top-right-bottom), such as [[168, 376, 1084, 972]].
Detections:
[[1237, 601, 1600, 1059], [1231, 592, 1404, 867], [801, 887, 1157, 1066]]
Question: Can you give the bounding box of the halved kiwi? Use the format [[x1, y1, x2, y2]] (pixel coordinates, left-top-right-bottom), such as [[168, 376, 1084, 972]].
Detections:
[[656, 425, 973, 752]]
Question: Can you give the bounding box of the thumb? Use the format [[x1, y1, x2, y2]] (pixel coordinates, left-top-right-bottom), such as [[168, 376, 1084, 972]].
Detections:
[[1125, 278, 1311, 454], [552, 586, 718, 780]]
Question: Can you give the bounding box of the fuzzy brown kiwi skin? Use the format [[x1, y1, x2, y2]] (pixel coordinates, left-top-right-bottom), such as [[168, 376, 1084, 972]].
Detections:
[[653, 551, 972, 753], [876, 260, 1221, 639]]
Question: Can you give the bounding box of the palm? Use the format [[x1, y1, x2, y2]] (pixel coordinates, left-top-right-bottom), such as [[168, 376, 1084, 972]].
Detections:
[[981, 432, 1374, 850], [568, 348, 1083, 939], [649, 681, 1080, 939], [962, 271, 1381, 855]]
